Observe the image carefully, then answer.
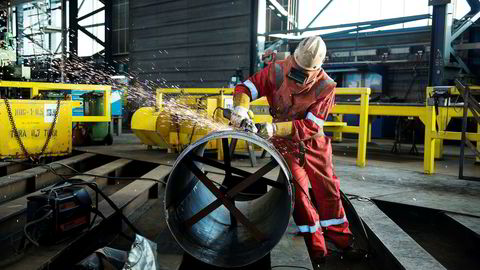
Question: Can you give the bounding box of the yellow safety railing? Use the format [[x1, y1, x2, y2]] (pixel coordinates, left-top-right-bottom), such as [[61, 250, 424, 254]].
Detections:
[[156, 88, 234, 110], [328, 86, 480, 174], [0, 80, 111, 122], [424, 86, 480, 174], [153, 86, 480, 175], [325, 88, 371, 167]]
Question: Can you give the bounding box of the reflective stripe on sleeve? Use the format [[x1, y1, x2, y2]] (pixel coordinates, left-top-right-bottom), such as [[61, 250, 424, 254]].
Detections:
[[319, 217, 347, 227], [243, 80, 259, 100], [306, 112, 325, 127], [297, 221, 320, 233]]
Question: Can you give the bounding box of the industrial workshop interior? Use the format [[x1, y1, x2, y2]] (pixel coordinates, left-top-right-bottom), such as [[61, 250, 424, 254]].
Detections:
[[1, 0, 480, 269]]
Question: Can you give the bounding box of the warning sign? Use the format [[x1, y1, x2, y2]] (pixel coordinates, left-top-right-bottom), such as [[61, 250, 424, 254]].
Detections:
[[44, 104, 58, 123]]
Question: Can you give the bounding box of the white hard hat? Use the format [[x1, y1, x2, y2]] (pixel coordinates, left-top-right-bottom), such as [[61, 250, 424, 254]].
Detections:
[[294, 36, 326, 71]]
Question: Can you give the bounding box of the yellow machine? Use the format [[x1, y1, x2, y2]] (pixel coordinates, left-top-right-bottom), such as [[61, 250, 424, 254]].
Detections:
[[0, 99, 73, 159], [131, 88, 272, 153], [0, 80, 112, 158]]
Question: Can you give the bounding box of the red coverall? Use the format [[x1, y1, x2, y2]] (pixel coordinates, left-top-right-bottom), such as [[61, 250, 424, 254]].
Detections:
[[235, 57, 353, 258]]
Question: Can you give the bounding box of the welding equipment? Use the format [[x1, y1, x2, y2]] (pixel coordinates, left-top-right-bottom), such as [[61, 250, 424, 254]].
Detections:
[[25, 184, 92, 245]]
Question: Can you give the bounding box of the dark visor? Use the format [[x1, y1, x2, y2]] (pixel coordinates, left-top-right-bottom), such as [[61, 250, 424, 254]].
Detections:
[[287, 67, 308, 84]]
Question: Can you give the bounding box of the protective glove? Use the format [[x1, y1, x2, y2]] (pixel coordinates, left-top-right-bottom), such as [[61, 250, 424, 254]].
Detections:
[[256, 122, 276, 139], [230, 106, 250, 128]]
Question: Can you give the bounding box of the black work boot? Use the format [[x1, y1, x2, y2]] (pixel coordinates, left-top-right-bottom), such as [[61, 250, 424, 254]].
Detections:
[[342, 246, 369, 261], [311, 256, 326, 270]]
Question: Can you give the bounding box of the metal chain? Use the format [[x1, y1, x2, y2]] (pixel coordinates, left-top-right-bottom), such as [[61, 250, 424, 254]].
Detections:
[[40, 99, 61, 157], [3, 98, 61, 162], [4, 98, 31, 160]]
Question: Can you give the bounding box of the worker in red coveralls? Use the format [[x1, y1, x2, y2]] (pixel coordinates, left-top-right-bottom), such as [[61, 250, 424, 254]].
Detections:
[[231, 36, 365, 268]]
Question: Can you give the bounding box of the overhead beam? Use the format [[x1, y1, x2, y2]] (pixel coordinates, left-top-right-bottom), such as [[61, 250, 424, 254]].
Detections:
[[260, 14, 431, 36], [77, 6, 105, 22], [304, 0, 334, 30], [78, 25, 105, 46]]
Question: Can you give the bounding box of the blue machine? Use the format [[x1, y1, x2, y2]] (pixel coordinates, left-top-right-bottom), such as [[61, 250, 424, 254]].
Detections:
[[110, 89, 124, 116], [71, 90, 85, 116]]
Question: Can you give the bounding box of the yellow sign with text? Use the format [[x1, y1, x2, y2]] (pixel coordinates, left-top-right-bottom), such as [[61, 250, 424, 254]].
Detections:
[[0, 99, 72, 158]]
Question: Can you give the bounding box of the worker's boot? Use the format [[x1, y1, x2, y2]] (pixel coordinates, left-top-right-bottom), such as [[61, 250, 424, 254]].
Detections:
[[341, 246, 369, 261], [311, 256, 326, 270]]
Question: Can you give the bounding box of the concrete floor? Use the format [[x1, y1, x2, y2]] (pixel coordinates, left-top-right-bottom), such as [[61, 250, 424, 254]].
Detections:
[[76, 133, 480, 269]]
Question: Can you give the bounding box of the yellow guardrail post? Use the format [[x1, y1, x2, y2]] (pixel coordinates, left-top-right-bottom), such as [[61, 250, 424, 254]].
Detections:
[[424, 98, 436, 174], [357, 88, 370, 167], [477, 123, 480, 163], [156, 91, 163, 110], [435, 110, 446, 159], [217, 90, 225, 161], [332, 114, 343, 142], [434, 108, 454, 160], [31, 87, 39, 98]]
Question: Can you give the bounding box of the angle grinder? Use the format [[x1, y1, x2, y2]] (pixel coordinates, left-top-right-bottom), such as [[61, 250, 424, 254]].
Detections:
[[221, 108, 258, 133]]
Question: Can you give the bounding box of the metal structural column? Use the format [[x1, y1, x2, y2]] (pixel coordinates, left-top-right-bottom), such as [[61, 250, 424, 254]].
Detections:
[[15, 3, 24, 65], [428, 0, 450, 86], [104, 0, 113, 65], [61, 0, 67, 82], [69, 0, 78, 57]]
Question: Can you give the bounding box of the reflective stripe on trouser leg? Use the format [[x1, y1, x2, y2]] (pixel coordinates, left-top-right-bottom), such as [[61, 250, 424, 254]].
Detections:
[[304, 136, 354, 249], [285, 149, 328, 257]]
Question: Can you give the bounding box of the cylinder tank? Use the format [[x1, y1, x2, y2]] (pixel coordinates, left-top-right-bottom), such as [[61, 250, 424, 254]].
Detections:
[[165, 131, 293, 267]]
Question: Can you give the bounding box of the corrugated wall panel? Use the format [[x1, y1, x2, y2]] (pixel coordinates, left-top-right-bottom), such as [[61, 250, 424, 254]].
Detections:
[[129, 0, 255, 88]]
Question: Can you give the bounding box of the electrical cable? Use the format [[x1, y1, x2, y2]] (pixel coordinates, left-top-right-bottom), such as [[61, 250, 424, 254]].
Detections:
[[2, 159, 168, 185], [213, 107, 225, 118], [5, 154, 373, 262], [49, 162, 81, 174], [52, 173, 167, 185], [341, 191, 374, 257], [5, 160, 144, 245], [23, 209, 53, 247], [37, 163, 143, 235]]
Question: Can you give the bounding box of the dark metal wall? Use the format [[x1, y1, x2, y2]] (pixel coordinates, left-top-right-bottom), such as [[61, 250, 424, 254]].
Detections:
[[113, 0, 129, 59], [129, 0, 256, 88]]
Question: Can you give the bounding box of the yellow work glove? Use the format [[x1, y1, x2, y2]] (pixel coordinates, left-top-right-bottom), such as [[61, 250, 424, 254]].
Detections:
[[231, 92, 257, 132], [256, 121, 293, 139], [274, 122, 293, 137]]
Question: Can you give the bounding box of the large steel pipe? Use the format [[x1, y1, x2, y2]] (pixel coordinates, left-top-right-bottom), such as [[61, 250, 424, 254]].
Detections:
[[165, 131, 293, 267]]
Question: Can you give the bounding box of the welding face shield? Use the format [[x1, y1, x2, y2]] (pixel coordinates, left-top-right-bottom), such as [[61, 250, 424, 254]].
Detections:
[[287, 57, 321, 86]]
